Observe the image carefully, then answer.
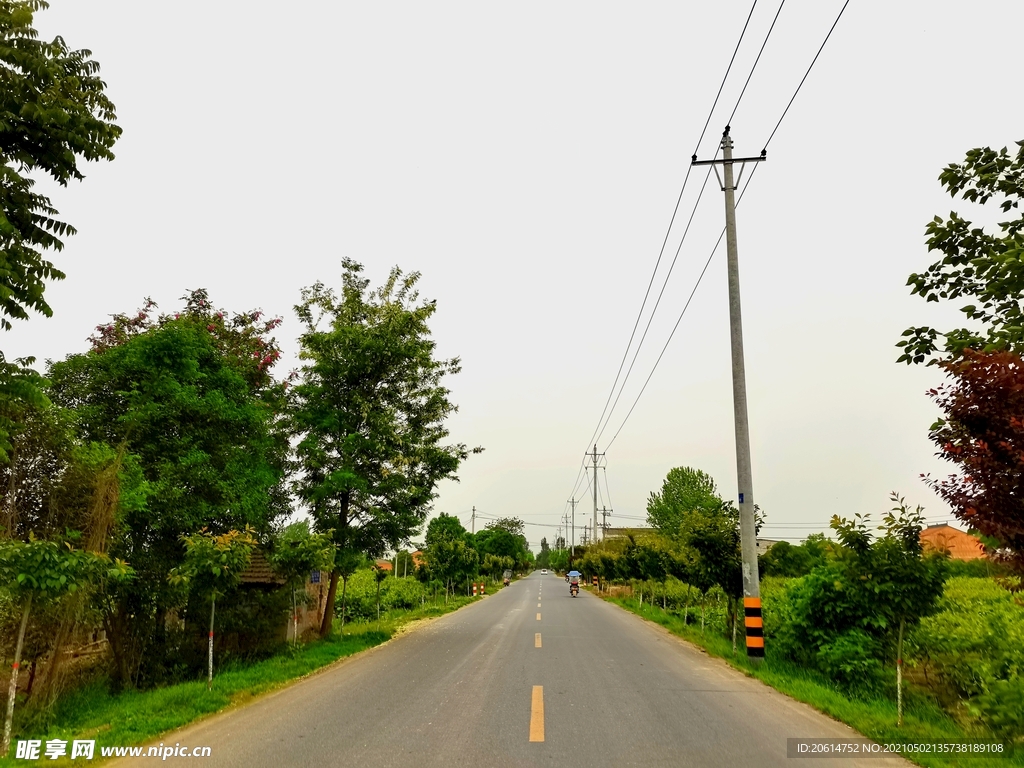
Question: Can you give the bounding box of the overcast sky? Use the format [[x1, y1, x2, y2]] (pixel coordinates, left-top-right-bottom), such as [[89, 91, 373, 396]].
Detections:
[[10, 1, 1023, 549]]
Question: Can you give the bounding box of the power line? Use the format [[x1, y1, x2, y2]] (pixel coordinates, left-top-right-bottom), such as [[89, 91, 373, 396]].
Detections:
[[605, 163, 762, 450], [573, 0, 761, 483], [593, 164, 717, 446], [727, 0, 788, 125], [762, 0, 851, 151]]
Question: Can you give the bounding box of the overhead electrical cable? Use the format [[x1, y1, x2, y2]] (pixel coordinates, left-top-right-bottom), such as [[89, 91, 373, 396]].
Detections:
[[762, 0, 851, 151], [601, 0, 853, 451], [605, 163, 762, 450], [592, 164, 716, 446], [587, 0, 764, 448], [727, 0, 788, 125], [562, 0, 762, 517]]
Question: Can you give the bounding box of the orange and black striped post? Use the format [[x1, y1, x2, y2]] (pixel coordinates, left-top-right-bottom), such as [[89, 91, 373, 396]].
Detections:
[[744, 597, 764, 658]]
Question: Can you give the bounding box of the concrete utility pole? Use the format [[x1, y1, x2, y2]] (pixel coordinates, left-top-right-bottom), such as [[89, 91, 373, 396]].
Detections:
[[588, 445, 605, 543], [691, 126, 766, 662], [471, 506, 476, 535], [600, 507, 610, 535]]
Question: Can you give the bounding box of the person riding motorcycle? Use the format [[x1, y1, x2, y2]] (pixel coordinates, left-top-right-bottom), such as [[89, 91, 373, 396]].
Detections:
[[568, 570, 580, 597]]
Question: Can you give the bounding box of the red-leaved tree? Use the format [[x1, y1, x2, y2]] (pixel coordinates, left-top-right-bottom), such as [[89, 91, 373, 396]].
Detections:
[[926, 349, 1024, 571]]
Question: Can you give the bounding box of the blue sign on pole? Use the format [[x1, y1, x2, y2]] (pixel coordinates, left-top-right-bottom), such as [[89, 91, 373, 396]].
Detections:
[[738, 493, 745, 504], [310, 570, 321, 584]]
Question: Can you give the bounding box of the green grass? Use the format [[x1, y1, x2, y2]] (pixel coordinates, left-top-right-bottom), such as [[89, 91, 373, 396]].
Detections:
[[600, 594, 1021, 768], [0, 594, 481, 765]]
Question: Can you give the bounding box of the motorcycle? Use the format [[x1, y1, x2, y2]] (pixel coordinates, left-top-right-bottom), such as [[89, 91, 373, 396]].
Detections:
[[570, 582, 579, 597], [503, 577, 510, 587]]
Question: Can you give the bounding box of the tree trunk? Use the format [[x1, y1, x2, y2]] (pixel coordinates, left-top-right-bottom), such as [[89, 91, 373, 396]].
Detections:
[[375, 579, 381, 628], [207, 595, 216, 691], [319, 570, 339, 637], [3, 596, 32, 756], [338, 574, 349, 637], [292, 586, 298, 647], [896, 617, 906, 727], [319, 491, 350, 637]]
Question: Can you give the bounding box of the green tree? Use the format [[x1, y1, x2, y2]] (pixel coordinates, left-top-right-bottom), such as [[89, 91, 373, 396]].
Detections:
[[424, 513, 469, 549], [780, 495, 946, 724], [268, 521, 335, 645], [0, 356, 46, 463], [424, 537, 477, 602], [0, 1, 122, 454], [0, 0, 122, 322], [48, 292, 289, 687], [169, 528, 256, 690], [898, 140, 1024, 364], [0, 535, 131, 753], [759, 535, 831, 578], [291, 260, 477, 636], [535, 537, 551, 569], [646, 467, 722, 535]]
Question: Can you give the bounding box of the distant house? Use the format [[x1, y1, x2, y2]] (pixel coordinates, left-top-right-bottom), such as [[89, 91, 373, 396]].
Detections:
[[374, 560, 393, 572], [919, 524, 985, 561], [603, 526, 653, 540], [239, 551, 326, 639], [756, 538, 781, 555]]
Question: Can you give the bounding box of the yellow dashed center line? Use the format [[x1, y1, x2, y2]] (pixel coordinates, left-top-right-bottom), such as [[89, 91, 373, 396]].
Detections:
[[535, 633, 541, 648], [536, 612, 541, 621], [529, 686, 544, 742]]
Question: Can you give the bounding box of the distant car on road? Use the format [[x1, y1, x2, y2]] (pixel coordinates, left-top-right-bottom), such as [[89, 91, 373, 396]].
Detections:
[[541, 569, 547, 574]]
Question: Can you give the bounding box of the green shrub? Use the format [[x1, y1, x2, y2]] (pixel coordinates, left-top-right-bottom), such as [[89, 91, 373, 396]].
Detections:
[[970, 677, 1024, 745], [814, 629, 887, 694], [910, 576, 1024, 700]]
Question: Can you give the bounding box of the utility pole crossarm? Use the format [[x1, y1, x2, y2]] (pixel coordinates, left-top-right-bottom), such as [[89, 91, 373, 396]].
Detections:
[[690, 151, 766, 166]]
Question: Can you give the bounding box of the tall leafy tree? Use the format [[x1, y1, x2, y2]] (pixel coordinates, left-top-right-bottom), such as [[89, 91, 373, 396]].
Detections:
[[47, 292, 289, 687], [646, 466, 722, 534], [292, 260, 477, 636], [899, 140, 1024, 364], [0, 1, 121, 453]]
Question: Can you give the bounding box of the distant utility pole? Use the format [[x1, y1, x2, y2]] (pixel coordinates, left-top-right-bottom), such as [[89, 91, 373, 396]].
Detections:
[[471, 506, 476, 534], [588, 445, 605, 543], [568, 497, 577, 564], [600, 507, 610, 534], [692, 126, 765, 663]]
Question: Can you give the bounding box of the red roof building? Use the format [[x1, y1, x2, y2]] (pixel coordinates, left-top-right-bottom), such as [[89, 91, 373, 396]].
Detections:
[[920, 524, 986, 561]]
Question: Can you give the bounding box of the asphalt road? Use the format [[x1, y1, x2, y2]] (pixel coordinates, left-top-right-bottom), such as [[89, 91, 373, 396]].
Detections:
[[127, 573, 909, 767]]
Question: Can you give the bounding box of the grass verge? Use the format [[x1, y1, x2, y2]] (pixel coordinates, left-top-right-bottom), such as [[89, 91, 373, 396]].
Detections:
[[599, 593, 1021, 768], [0, 595, 482, 765]]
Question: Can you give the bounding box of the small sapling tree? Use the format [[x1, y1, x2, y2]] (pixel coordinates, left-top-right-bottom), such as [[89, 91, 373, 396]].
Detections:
[[269, 522, 335, 646], [0, 536, 131, 754], [169, 527, 256, 690]]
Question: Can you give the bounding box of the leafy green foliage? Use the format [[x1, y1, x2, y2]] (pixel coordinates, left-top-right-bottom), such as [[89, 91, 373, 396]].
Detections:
[[0, 353, 46, 463], [168, 528, 257, 601], [0, 0, 121, 331], [910, 576, 1024, 701], [899, 140, 1024, 364], [777, 496, 947, 695], [424, 513, 468, 550], [48, 292, 288, 687], [291, 260, 476, 631], [759, 535, 831, 578], [268, 521, 335, 587], [0, 535, 130, 600], [646, 466, 722, 534]]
